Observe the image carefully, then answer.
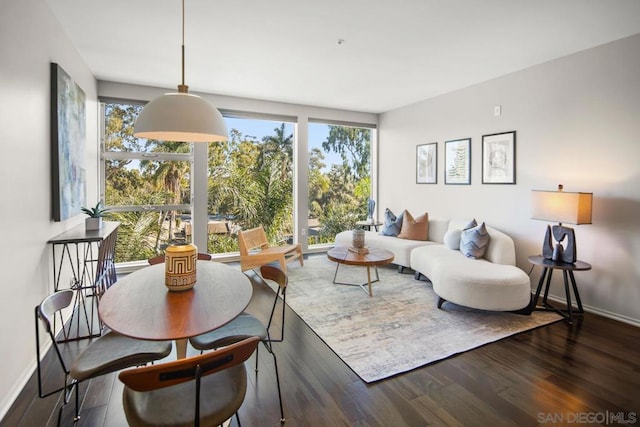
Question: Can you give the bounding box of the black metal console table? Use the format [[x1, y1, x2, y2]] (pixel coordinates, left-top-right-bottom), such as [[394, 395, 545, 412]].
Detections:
[[47, 221, 119, 341]]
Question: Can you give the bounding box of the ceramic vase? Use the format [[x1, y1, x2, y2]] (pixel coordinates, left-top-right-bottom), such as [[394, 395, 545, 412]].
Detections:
[[165, 243, 198, 291]]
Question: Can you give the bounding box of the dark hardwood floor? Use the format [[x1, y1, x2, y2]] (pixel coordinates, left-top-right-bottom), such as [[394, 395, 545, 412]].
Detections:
[[3, 258, 639, 426]]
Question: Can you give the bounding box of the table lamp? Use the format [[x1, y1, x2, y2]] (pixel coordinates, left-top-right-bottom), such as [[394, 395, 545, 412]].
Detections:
[[531, 184, 592, 264]]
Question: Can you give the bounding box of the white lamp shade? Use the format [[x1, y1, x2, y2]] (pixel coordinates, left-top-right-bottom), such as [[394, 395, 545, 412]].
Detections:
[[531, 190, 593, 224], [134, 92, 228, 142]]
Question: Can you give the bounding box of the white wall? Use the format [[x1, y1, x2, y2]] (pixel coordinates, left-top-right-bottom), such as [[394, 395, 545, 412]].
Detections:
[[379, 33, 640, 325], [0, 0, 100, 419]]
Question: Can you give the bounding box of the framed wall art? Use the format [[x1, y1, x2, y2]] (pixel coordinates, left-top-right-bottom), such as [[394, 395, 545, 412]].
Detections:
[[482, 131, 516, 184], [51, 63, 87, 221], [416, 142, 437, 184], [444, 138, 471, 185]]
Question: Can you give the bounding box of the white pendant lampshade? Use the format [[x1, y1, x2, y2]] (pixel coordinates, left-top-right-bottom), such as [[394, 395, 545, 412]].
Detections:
[[133, 0, 228, 143], [134, 91, 227, 142]]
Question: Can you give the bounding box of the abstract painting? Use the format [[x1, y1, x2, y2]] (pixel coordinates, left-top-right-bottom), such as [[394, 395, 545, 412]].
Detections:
[[51, 63, 86, 221]]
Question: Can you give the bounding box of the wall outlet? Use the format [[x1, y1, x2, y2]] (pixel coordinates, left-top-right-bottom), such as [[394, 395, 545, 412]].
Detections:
[[494, 105, 502, 116], [301, 228, 306, 236]]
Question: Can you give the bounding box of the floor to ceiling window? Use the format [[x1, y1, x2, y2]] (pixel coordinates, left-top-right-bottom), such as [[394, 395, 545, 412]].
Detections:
[[101, 99, 375, 263], [307, 121, 373, 247], [206, 115, 296, 254]]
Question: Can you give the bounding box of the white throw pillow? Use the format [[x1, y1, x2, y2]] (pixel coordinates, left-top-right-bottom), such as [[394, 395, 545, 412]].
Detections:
[[443, 229, 462, 250]]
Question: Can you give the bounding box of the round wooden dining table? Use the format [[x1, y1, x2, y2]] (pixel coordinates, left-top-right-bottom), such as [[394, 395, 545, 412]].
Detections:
[[99, 261, 252, 359]]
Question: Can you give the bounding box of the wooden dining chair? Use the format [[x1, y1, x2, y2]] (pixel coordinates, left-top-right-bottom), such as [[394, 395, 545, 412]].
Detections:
[[118, 336, 259, 427], [35, 290, 172, 426], [189, 264, 288, 423], [147, 252, 212, 265], [238, 225, 302, 273]]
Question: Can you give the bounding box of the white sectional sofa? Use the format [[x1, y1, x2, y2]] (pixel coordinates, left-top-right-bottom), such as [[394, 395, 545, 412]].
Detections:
[[335, 218, 451, 270], [334, 218, 532, 312]]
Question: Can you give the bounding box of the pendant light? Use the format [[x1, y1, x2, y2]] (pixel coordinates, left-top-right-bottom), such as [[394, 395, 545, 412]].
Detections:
[[134, 0, 228, 142]]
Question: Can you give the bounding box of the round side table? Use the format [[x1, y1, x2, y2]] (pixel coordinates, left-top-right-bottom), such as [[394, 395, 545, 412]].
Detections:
[[528, 255, 591, 325], [355, 220, 383, 232]]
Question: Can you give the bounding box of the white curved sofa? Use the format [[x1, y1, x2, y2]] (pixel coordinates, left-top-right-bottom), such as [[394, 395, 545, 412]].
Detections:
[[335, 218, 532, 312], [410, 219, 531, 312]]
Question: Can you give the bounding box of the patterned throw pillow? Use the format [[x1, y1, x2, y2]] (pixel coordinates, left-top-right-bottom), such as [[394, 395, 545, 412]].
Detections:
[[398, 211, 429, 241], [460, 222, 491, 259], [379, 208, 404, 236]]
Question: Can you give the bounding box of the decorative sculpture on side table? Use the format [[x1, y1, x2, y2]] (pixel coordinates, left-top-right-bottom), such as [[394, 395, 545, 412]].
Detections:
[[367, 198, 375, 223]]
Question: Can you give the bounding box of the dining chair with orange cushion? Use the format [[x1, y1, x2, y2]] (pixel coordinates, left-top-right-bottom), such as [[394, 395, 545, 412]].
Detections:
[[118, 336, 259, 427]]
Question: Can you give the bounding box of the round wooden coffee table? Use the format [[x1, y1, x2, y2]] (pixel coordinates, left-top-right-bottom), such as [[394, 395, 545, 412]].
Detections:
[[327, 246, 395, 296]]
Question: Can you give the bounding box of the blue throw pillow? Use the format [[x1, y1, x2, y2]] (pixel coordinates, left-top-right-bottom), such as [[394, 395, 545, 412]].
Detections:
[[379, 208, 404, 236], [460, 222, 491, 259]]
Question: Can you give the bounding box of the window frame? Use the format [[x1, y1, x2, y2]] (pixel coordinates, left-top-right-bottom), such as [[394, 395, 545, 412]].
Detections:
[[99, 99, 195, 263], [99, 98, 195, 203], [306, 118, 378, 248], [99, 98, 378, 265]]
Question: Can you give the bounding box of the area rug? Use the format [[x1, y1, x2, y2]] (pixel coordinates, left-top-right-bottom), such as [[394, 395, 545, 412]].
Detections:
[[277, 256, 562, 383]]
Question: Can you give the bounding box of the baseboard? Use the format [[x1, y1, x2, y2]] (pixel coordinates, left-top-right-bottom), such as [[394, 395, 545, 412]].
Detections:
[[2, 308, 75, 423], [544, 294, 640, 327], [0, 342, 51, 423]]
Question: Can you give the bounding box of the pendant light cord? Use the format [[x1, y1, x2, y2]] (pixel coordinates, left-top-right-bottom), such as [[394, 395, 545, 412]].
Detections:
[[179, 0, 188, 93]]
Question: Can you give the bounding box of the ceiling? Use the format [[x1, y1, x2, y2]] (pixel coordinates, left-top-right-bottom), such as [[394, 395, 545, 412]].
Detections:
[[46, 0, 640, 114]]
